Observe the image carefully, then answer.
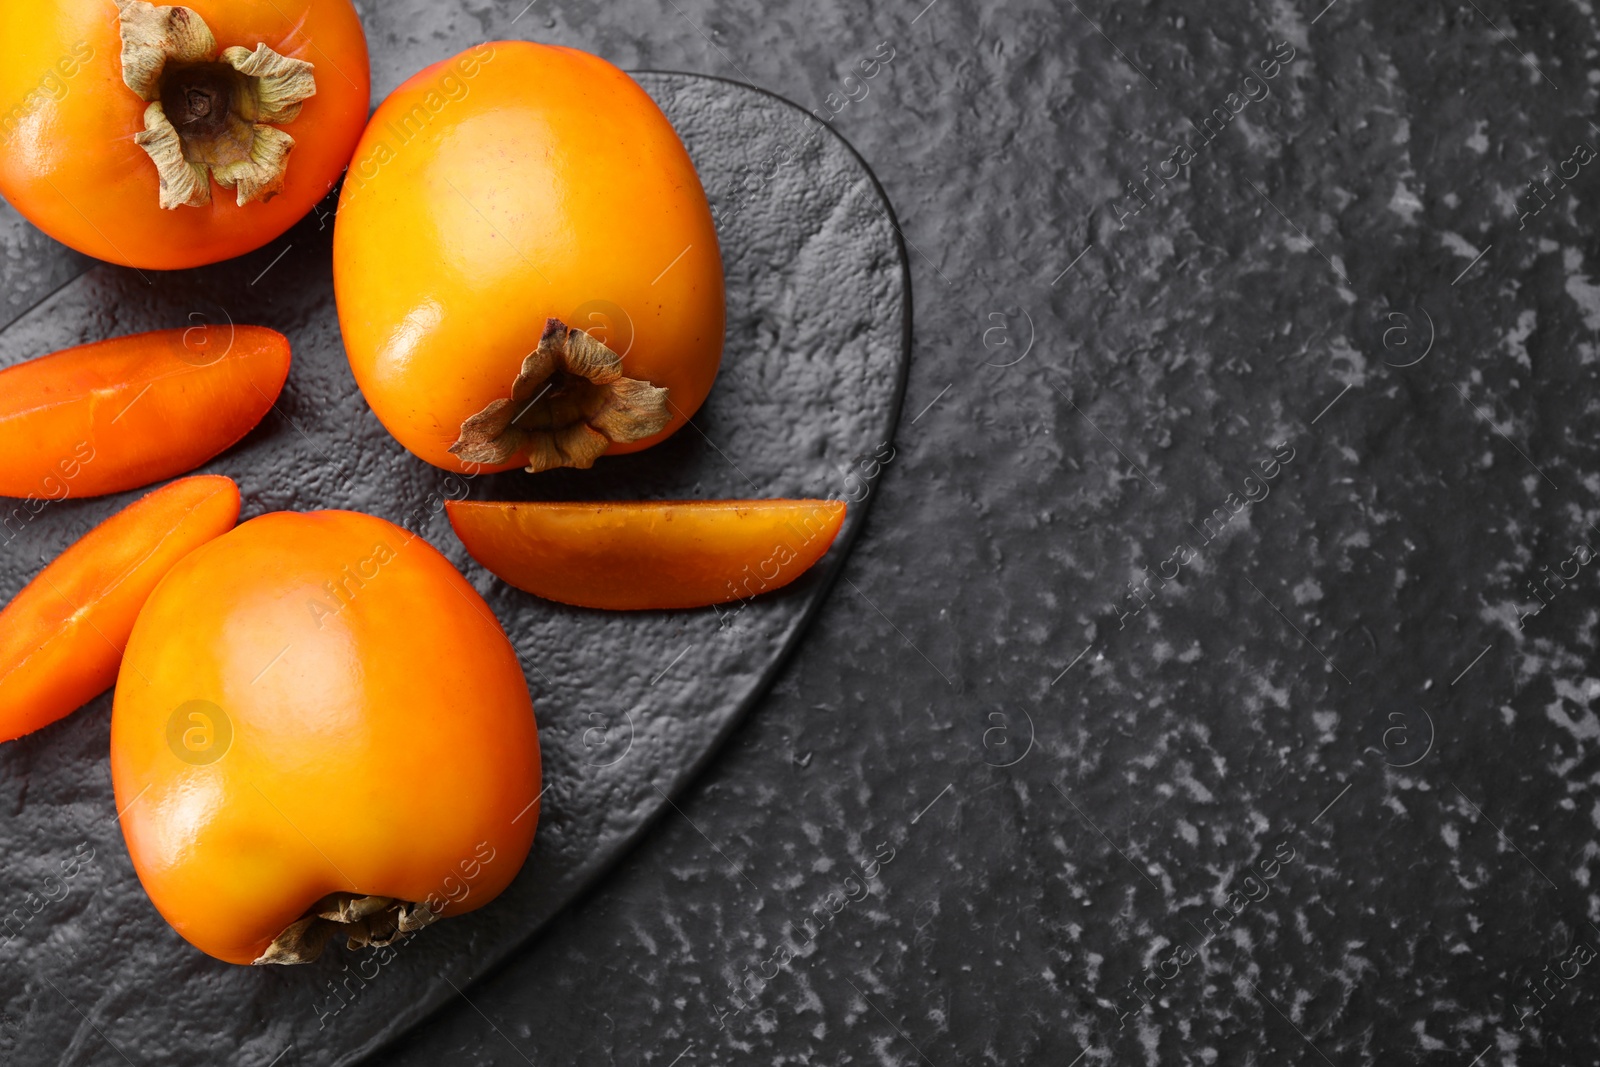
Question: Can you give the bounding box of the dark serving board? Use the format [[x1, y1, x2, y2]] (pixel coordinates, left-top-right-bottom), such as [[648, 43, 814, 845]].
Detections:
[[0, 72, 909, 1067]]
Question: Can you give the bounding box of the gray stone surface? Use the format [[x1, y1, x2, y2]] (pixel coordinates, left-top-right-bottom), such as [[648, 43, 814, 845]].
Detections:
[[9, 0, 1600, 1064]]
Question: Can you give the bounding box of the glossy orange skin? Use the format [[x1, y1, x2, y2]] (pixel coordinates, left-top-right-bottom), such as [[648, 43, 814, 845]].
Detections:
[[447, 499, 846, 610], [334, 41, 725, 472], [0, 0, 370, 269], [112, 510, 541, 965], [0, 475, 238, 743], [0, 325, 290, 499]]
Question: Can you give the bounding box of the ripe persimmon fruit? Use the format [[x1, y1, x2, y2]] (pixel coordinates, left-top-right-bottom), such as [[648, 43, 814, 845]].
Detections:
[[334, 42, 724, 475], [0, 475, 239, 743], [111, 510, 541, 965], [446, 499, 847, 610], [0, 325, 291, 499], [0, 0, 370, 269]]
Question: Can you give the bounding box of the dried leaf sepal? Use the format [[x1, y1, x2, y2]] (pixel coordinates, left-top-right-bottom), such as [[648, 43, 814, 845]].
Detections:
[[450, 317, 672, 474], [116, 0, 317, 209], [253, 892, 440, 966]]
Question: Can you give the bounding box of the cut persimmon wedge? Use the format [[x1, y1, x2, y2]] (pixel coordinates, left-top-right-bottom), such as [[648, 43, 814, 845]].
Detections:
[[0, 326, 290, 499], [0, 475, 240, 742], [446, 499, 848, 610]]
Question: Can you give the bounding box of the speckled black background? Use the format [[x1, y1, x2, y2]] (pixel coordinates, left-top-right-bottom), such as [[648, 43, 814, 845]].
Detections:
[[12, 0, 1600, 1063]]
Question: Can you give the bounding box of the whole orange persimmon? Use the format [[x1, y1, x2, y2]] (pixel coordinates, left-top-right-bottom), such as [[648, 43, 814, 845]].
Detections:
[[111, 510, 541, 965], [0, 0, 370, 270], [334, 41, 725, 475]]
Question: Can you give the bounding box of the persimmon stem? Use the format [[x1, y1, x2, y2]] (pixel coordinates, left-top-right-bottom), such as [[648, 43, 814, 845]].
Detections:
[[450, 317, 672, 474], [115, 1, 316, 209], [253, 892, 439, 965]]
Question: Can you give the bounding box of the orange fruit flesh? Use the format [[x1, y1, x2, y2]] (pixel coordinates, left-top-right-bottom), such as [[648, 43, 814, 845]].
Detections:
[[446, 499, 848, 610]]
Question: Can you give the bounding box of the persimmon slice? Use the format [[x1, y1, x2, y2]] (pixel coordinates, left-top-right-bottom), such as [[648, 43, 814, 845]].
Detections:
[[0, 325, 290, 499], [0, 474, 240, 742], [446, 499, 848, 610]]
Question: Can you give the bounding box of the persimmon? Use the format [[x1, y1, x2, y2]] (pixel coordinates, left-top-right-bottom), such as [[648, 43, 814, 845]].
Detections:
[[0, 325, 290, 500], [111, 509, 541, 965], [334, 41, 724, 475], [446, 499, 847, 611], [0, 0, 370, 270], [0, 475, 238, 743]]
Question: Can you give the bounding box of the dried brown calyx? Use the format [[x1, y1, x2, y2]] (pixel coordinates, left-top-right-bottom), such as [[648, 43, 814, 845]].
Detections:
[[253, 892, 439, 966], [450, 318, 672, 474], [115, 0, 316, 209]]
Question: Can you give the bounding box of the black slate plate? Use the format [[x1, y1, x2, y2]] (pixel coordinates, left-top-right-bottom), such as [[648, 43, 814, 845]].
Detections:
[[0, 72, 908, 1067]]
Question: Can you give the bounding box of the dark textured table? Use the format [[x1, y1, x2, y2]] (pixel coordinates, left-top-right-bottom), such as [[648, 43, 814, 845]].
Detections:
[[12, 0, 1600, 1064]]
